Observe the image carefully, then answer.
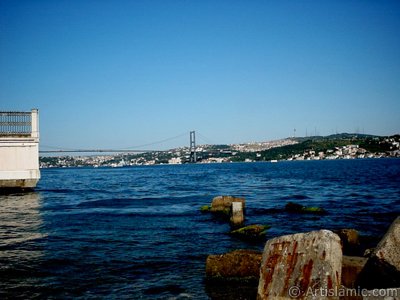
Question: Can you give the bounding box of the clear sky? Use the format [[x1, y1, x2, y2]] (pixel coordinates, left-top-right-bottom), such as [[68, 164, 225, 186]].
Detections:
[[1, 0, 399, 150]]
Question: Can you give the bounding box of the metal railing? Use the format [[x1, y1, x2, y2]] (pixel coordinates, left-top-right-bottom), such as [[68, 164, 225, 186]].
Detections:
[[0, 111, 32, 136]]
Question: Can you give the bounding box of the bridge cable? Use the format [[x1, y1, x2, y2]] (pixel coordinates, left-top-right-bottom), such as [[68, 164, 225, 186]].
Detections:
[[39, 131, 190, 153], [123, 131, 190, 149]]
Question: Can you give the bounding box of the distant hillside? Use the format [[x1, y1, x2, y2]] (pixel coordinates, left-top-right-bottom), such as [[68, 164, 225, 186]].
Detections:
[[294, 132, 378, 143], [231, 133, 399, 162]]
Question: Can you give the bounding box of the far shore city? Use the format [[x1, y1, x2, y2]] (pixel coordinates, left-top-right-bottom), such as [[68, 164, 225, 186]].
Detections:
[[40, 133, 400, 168]]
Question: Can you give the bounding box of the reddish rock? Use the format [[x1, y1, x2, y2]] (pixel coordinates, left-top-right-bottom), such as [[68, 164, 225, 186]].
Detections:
[[257, 230, 342, 300]]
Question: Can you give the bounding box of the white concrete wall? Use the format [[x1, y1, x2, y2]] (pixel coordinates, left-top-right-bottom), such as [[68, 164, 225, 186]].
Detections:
[[0, 142, 38, 170], [0, 109, 40, 189]]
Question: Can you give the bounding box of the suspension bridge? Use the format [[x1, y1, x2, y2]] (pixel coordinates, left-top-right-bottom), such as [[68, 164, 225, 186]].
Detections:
[[39, 131, 213, 163]]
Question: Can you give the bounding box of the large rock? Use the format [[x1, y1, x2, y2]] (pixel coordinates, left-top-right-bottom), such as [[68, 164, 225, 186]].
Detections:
[[342, 256, 367, 288], [206, 249, 262, 282], [211, 195, 246, 214], [257, 230, 342, 300], [356, 217, 400, 289]]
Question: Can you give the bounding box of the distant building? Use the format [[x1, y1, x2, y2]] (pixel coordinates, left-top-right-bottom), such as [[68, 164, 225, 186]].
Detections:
[[168, 157, 182, 165]]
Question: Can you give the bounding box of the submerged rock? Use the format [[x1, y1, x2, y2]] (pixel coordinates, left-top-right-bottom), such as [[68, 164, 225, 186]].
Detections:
[[205, 249, 262, 282], [230, 224, 270, 241], [356, 216, 400, 289], [258, 229, 342, 300], [285, 201, 327, 215], [200, 205, 211, 213]]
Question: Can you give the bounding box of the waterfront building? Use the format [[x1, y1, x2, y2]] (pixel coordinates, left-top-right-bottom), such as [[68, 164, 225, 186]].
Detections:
[[0, 109, 40, 190]]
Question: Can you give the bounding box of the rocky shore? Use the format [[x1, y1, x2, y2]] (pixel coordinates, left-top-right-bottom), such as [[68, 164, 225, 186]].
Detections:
[[202, 196, 400, 299]]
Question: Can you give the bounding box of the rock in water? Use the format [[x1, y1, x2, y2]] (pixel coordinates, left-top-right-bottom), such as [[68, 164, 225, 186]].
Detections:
[[230, 201, 244, 228], [356, 216, 400, 289], [210, 195, 246, 215], [257, 230, 342, 300], [230, 224, 270, 241], [200, 205, 211, 213], [206, 249, 262, 282], [285, 202, 304, 212], [285, 202, 327, 215]]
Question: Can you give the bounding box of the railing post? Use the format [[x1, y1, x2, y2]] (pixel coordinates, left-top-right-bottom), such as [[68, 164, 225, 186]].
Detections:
[[31, 109, 39, 140]]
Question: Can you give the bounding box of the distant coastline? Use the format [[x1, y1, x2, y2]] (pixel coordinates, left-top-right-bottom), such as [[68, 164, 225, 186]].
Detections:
[[39, 133, 400, 168]]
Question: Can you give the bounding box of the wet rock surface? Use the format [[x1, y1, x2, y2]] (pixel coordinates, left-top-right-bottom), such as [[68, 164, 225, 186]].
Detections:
[[230, 224, 270, 241]]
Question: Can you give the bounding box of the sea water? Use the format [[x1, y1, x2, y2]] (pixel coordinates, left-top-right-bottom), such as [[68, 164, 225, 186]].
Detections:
[[1, 159, 399, 299]]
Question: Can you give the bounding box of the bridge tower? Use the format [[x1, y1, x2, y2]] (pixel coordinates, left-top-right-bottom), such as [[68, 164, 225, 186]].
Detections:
[[189, 131, 197, 163]]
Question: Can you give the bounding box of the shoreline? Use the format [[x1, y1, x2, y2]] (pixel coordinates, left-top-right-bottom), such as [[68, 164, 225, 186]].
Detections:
[[38, 156, 400, 169]]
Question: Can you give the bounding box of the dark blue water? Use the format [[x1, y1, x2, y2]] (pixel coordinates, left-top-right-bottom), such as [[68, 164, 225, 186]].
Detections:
[[1, 159, 399, 299]]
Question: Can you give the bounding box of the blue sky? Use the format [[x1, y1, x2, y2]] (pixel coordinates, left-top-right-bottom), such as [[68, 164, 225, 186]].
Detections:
[[1, 0, 399, 150]]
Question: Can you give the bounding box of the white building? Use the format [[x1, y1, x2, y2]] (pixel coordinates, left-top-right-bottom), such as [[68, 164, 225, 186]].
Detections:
[[168, 157, 182, 164], [0, 109, 40, 190]]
